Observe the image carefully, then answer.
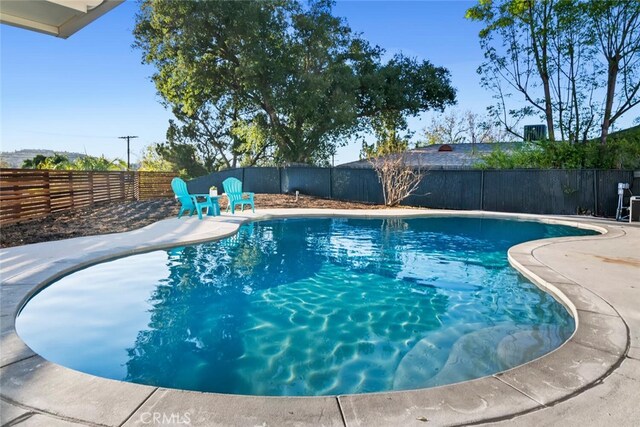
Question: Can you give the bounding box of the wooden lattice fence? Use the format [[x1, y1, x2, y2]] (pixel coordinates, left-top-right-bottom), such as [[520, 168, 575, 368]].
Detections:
[[0, 169, 175, 225]]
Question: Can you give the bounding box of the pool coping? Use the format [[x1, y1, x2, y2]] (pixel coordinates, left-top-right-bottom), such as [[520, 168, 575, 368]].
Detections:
[[0, 209, 633, 426]]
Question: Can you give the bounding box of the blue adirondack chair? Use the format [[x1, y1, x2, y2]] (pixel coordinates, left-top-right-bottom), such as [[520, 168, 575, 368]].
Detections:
[[171, 177, 219, 220], [222, 177, 255, 214]]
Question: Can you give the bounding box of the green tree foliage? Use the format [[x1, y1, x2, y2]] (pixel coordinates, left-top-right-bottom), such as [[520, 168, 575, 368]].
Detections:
[[70, 155, 126, 171], [135, 0, 456, 167], [467, 0, 559, 141], [418, 109, 509, 147], [21, 154, 45, 169], [467, 0, 640, 145], [478, 125, 640, 169], [154, 140, 208, 179], [134, 0, 360, 166], [22, 154, 71, 169], [231, 118, 279, 166], [41, 154, 73, 169], [360, 137, 410, 159], [138, 144, 178, 173], [21, 154, 126, 171], [587, 0, 640, 144], [360, 55, 457, 157]]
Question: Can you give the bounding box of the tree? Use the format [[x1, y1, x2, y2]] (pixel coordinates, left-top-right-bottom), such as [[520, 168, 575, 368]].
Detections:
[[22, 154, 49, 169], [360, 55, 454, 205], [40, 154, 72, 170], [360, 54, 457, 157], [231, 117, 279, 166], [164, 118, 228, 172], [419, 109, 509, 146], [467, 0, 640, 145], [548, 0, 601, 143], [138, 144, 178, 173], [467, 0, 559, 141], [21, 154, 125, 171], [588, 0, 640, 144], [421, 110, 468, 146], [22, 154, 70, 169], [154, 140, 208, 179], [71, 155, 126, 171], [370, 153, 423, 207], [135, 0, 363, 165], [135, 0, 456, 168]]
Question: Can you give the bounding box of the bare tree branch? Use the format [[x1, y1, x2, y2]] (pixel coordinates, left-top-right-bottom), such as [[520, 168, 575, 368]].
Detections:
[[370, 153, 424, 207]]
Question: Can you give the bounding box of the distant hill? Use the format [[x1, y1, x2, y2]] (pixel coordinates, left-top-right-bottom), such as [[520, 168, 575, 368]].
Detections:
[[0, 149, 86, 168]]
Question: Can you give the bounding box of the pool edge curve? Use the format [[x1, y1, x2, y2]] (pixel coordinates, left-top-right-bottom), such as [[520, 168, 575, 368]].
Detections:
[[0, 209, 631, 427]]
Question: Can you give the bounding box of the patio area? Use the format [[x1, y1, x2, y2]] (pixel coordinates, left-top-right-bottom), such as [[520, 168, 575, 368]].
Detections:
[[1, 209, 638, 426]]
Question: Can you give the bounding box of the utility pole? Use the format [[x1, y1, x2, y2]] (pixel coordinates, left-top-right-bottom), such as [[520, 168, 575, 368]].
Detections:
[[118, 136, 138, 170]]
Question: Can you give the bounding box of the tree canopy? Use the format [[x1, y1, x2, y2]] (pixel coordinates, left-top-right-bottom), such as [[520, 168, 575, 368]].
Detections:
[[418, 109, 510, 147], [467, 0, 640, 145], [21, 154, 126, 171], [134, 0, 456, 168], [360, 55, 457, 157]]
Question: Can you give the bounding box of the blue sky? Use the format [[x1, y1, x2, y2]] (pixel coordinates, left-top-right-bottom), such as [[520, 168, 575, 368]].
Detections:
[[1, 1, 634, 165]]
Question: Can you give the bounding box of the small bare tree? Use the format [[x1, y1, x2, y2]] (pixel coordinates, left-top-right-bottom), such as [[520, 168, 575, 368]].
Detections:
[[419, 109, 510, 147], [371, 153, 424, 207]]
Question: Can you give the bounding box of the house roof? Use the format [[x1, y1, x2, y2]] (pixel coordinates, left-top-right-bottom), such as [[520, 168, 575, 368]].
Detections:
[[0, 0, 124, 38], [338, 142, 520, 170]]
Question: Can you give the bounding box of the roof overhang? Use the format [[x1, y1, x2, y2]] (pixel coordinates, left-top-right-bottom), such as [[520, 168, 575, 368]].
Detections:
[[0, 0, 124, 39]]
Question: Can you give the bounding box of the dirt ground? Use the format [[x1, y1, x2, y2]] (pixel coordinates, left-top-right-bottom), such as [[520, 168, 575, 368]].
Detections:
[[1, 194, 391, 248]]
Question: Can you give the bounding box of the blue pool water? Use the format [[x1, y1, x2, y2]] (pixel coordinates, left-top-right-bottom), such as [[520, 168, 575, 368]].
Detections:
[[16, 217, 597, 396]]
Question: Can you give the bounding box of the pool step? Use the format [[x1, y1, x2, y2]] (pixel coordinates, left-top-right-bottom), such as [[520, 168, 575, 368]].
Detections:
[[393, 324, 564, 390]]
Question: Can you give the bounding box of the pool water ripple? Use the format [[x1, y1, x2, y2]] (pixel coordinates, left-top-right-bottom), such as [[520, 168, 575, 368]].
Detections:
[[16, 217, 596, 396]]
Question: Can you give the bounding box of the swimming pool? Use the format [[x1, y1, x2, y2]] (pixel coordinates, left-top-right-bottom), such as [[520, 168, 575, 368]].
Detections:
[[16, 217, 597, 396]]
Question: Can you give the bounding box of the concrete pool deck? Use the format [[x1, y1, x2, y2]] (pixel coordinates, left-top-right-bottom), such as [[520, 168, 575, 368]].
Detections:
[[0, 209, 638, 426]]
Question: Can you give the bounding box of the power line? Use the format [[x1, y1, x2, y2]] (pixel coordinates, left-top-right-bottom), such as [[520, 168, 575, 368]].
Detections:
[[118, 136, 139, 170], [13, 130, 118, 139]]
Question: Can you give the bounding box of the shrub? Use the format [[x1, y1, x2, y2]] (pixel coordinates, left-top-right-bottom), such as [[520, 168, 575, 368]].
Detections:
[[477, 132, 640, 170]]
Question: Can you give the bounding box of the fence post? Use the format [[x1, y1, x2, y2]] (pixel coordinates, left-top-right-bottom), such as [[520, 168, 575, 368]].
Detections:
[[119, 172, 125, 201], [105, 171, 111, 203], [70, 171, 76, 208], [480, 170, 485, 211], [128, 171, 134, 201], [134, 172, 140, 201], [279, 167, 283, 194], [44, 170, 51, 215], [88, 172, 94, 205], [592, 169, 596, 216], [329, 167, 333, 199]]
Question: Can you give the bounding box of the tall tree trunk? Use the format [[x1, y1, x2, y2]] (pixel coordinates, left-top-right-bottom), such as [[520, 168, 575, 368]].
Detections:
[[528, 0, 556, 141], [600, 57, 619, 145], [556, 38, 565, 142], [571, 49, 580, 144], [540, 69, 555, 141]]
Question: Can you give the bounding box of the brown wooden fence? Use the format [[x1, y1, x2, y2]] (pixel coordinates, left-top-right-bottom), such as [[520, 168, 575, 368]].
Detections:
[[0, 169, 175, 226], [136, 171, 175, 200]]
